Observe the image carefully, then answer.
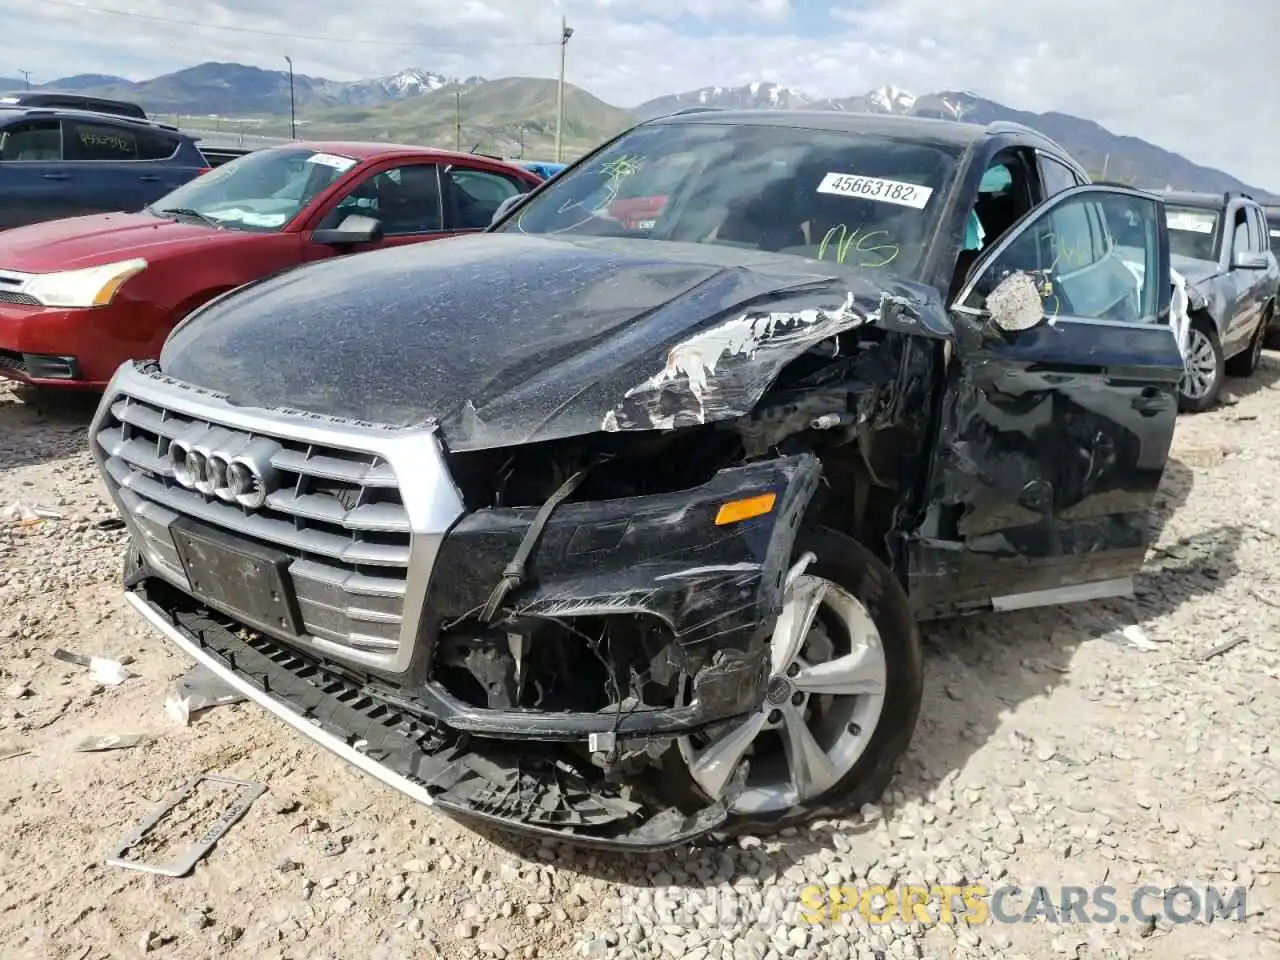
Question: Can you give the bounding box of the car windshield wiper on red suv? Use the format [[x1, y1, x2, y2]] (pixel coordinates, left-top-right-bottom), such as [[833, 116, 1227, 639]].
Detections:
[[152, 206, 218, 228]]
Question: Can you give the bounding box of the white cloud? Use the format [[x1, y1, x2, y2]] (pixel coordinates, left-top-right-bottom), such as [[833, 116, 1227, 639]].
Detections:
[[4, 0, 1277, 190]]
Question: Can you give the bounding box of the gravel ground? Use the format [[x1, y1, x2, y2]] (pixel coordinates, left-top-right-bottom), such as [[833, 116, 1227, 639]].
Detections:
[[2, 361, 1280, 960]]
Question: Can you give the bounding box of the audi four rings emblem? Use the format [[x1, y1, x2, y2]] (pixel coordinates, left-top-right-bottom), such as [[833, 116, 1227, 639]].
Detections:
[[169, 428, 282, 510]]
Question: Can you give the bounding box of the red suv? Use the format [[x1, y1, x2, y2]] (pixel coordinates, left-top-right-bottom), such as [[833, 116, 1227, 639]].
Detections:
[[0, 142, 541, 388]]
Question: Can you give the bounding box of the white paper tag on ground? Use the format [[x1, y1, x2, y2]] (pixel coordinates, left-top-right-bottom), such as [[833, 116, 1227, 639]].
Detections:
[[1272, 229, 1280, 238], [307, 153, 357, 172], [817, 172, 933, 209]]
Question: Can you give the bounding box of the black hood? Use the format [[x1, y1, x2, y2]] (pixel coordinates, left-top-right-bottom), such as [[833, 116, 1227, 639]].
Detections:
[[161, 233, 949, 451]]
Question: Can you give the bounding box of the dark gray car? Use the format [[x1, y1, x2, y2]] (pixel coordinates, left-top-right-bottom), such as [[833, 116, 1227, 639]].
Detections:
[[1159, 190, 1280, 411]]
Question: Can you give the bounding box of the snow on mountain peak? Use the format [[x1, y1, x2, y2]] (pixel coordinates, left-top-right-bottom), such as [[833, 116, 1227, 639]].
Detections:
[[868, 85, 917, 113]]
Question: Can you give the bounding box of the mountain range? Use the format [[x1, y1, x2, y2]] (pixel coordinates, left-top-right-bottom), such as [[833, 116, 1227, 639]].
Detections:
[[3, 63, 1270, 196]]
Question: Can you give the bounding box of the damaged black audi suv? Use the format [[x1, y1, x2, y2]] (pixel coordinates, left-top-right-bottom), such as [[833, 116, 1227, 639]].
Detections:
[[91, 110, 1184, 849]]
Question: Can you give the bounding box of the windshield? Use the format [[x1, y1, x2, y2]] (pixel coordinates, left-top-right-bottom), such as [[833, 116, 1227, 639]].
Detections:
[[1165, 205, 1220, 261], [500, 121, 961, 278], [150, 147, 362, 231]]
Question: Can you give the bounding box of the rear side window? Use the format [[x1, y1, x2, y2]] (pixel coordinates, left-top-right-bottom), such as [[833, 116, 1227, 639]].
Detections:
[[448, 167, 524, 229], [0, 119, 62, 161], [67, 121, 138, 161], [137, 131, 177, 161], [1269, 217, 1280, 258]]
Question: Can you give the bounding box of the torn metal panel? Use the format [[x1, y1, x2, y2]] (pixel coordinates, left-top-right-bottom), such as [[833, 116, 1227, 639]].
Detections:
[[158, 232, 950, 450]]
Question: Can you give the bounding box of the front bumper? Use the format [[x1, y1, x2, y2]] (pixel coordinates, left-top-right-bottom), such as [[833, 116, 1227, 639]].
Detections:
[[100, 363, 822, 847], [0, 302, 118, 388]]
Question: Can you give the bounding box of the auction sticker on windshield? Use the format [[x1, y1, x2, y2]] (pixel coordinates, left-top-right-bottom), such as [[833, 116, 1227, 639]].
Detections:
[[307, 153, 357, 172], [818, 173, 933, 210]]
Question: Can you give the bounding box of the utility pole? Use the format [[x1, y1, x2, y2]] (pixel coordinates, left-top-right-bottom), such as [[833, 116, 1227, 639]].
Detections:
[[554, 16, 574, 163], [18, 69, 31, 89], [455, 88, 461, 151], [1101, 153, 1110, 179], [284, 55, 296, 139]]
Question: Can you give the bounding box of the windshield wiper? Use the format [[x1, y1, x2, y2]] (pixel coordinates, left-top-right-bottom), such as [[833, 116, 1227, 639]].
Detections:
[[152, 206, 218, 227]]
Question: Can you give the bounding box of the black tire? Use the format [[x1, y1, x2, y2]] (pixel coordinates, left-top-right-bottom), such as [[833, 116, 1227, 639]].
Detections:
[[1225, 310, 1267, 378], [1178, 320, 1225, 413], [671, 524, 923, 836]]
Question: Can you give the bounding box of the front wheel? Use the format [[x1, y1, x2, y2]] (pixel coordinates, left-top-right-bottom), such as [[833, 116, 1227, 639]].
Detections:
[[675, 526, 923, 835], [1178, 322, 1224, 413]]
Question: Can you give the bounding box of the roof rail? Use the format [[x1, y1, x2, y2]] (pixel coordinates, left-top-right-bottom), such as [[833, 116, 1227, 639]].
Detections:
[[665, 106, 724, 117], [985, 120, 1038, 136]]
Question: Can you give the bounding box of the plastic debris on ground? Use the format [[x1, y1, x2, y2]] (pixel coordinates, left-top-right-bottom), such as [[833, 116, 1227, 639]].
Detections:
[[52, 647, 136, 686], [1, 499, 63, 527], [164, 664, 248, 725], [1102, 624, 1161, 651]]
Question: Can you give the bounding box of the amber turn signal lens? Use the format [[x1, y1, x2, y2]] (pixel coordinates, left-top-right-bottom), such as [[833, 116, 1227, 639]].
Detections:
[[714, 492, 777, 526]]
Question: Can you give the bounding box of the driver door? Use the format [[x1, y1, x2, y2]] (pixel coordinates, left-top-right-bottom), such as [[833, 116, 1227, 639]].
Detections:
[[907, 185, 1183, 617], [300, 161, 447, 262]]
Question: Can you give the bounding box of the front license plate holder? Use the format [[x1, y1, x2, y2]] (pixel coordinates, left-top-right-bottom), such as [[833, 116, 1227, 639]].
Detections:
[[171, 519, 302, 637]]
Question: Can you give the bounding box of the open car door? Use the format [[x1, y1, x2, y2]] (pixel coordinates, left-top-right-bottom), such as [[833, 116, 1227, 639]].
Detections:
[[907, 185, 1183, 617]]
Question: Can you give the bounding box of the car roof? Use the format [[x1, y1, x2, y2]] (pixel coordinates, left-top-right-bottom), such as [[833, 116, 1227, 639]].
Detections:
[[0, 90, 145, 115], [1156, 189, 1259, 210], [266, 140, 536, 169], [0, 103, 186, 134], [647, 108, 1040, 149]]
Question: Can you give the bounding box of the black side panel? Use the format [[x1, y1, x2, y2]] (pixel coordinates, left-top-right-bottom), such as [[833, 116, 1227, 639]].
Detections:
[[907, 316, 1182, 615]]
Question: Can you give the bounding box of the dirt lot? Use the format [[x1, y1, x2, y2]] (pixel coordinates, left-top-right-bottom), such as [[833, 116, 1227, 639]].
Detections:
[[2, 361, 1280, 960]]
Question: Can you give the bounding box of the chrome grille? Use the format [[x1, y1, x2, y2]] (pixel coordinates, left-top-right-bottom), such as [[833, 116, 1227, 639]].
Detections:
[[96, 392, 412, 655]]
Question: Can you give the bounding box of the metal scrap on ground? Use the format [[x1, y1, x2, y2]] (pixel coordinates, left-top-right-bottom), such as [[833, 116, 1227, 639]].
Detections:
[[105, 774, 266, 877], [74, 733, 147, 753]]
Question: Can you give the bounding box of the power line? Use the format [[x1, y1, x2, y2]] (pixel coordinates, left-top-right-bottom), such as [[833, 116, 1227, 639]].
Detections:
[[32, 0, 559, 49]]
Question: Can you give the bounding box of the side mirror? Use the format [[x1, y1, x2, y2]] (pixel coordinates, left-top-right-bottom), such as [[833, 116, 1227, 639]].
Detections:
[[312, 213, 383, 246], [985, 270, 1048, 332], [1232, 250, 1269, 271], [490, 192, 528, 226]]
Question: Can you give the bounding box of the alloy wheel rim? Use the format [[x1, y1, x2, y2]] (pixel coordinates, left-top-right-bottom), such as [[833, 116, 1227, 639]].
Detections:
[[678, 553, 888, 815], [1179, 328, 1217, 400]]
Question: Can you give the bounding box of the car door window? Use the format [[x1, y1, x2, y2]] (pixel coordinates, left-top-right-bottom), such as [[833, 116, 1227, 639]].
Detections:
[[447, 167, 524, 228], [320, 163, 442, 235], [67, 121, 138, 161], [1231, 209, 1250, 257], [1038, 155, 1080, 198], [0, 119, 62, 160], [964, 190, 1162, 324]]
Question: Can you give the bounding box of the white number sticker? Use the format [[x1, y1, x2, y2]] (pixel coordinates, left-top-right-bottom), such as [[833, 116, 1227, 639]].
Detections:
[[1167, 211, 1215, 234], [1271, 229, 1280, 238], [817, 172, 933, 209], [307, 152, 357, 172]]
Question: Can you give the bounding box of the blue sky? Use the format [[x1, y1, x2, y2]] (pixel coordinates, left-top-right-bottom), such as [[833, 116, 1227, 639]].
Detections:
[[3, 0, 1277, 190]]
